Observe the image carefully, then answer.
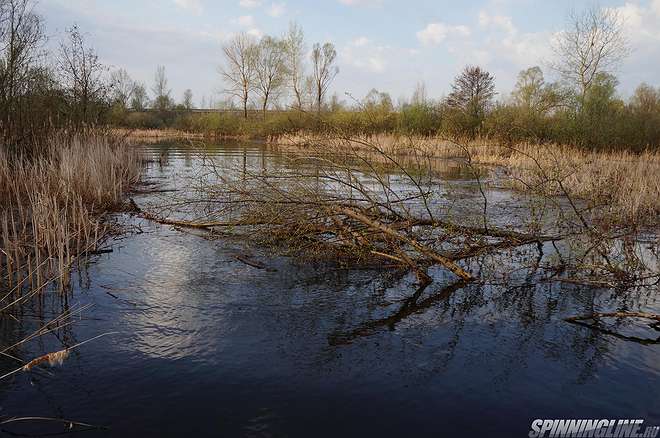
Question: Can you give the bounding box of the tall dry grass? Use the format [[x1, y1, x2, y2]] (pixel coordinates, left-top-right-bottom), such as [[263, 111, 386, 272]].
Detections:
[[274, 133, 660, 226], [0, 133, 141, 311]]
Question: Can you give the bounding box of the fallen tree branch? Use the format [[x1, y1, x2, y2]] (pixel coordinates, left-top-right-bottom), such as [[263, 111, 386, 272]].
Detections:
[[565, 312, 660, 322]]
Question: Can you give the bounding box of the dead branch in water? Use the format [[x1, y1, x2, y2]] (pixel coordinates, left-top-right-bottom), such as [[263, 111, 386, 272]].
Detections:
[[565, 312, 660, 322]]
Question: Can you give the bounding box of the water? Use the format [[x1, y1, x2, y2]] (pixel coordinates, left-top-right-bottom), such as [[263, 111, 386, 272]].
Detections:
[[1, 141, 659, 437]]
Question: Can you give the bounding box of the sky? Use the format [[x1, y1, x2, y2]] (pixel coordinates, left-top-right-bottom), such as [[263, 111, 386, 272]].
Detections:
[[39, 0, 660, 107]]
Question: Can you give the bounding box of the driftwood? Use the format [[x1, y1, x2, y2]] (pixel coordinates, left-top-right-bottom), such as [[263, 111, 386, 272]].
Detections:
[[565, 312, 660, 322], [235, 255, 278, 272]]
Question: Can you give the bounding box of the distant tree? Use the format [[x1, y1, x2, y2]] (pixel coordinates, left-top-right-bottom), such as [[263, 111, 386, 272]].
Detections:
[[630, 83, 660, 114], [220, 32, 257, 119], [411, 81, 428, 106], [182, 88, 194, 110], [57, 24, 108, 123], [512, 66, 564, 114], [447, 65, 496, 116], [364, 88, 393, 112], [551, 6, 629, 107], [109, 68, 134, 108], [0, 0, 44, 111], [151, 65, 171, 111], [446, 65, 496, 137], [283, 22, 306, 110], [130, 82, 148, 111], [310, 42, 338, 114], [254, 36, 287, 116]]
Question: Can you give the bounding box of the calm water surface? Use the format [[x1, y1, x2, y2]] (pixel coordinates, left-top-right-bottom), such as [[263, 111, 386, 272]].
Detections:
[[1, 141, 658, 437]]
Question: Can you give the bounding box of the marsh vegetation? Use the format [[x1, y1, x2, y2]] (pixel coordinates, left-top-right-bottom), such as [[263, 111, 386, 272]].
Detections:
[[0, 0, 658, 435]]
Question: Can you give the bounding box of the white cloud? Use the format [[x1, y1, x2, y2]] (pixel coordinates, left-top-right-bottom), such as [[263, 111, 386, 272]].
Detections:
[[231, 15, 262, 38], [341, 40, 389, 74], [416, 23, 470, 46], [478, 11, 516, 35], [239, 0, 262, 7], [173, 0, 203, 15], [268, 2, 286, 17], [234, 15, 255, 27]]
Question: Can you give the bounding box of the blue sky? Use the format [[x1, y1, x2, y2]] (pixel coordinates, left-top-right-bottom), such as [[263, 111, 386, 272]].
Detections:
[[40, 0, 660, 107]]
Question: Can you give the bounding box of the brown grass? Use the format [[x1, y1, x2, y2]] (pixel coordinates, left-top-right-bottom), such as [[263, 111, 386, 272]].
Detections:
[[0, 132, 142, 309], [113, 128, 205, 140], [273, 133, 660, 226]]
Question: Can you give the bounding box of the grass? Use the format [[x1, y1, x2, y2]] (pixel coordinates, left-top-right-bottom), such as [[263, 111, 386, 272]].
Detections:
[[273, 133, 660, 227], [0, 132, 142, 310]]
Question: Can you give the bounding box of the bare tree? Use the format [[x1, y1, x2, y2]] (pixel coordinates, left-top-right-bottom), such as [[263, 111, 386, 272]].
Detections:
[[310, 42, 338, 114], [0, 0, 44, 108], [220, 32, 257, 119], [0, 0, 45, 140], [551, 6, 629, 106], [109, 68, 134, 108], [283, 22, 305, 110], [447, 65, 496, 116], [182, 88, 194, 110], [151, 65, 171, 111], [411, 81, 428, 106], [57, 24, 107, 123], [254, 36, 287, 117], [130, 82, 148, 111]]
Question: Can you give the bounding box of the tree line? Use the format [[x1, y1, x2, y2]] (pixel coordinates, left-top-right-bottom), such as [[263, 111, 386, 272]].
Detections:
[[2, 0, 659, 151]]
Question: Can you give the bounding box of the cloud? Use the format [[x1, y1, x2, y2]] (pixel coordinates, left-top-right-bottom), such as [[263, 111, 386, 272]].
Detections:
[[173, 0, 203, 15], [234, 15, 256, 27], [268, 2, 286, 17], [246, 28, 263, 38], [416, 23, 470, 46], [341, 39, 389, 74], [478, 11, 516, 35], [230, 15, 262, 38], [239, 0, 262, 7]]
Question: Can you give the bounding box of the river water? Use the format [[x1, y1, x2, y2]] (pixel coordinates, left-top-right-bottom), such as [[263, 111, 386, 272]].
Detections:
[[1, 141, 659, 437]]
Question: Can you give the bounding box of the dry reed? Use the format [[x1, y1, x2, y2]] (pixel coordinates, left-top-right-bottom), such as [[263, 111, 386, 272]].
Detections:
[[274, 133, 660, 226], [0, 132, 142, 311]]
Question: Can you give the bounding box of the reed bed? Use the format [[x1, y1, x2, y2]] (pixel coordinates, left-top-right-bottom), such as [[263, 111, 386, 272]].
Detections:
[[274, 133, 660, 226], [0, 133, 142, 312], [113, 128, 205, 140]]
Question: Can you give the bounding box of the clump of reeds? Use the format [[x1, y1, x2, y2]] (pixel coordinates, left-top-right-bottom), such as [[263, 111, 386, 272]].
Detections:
[[0, 132, 141, 312]]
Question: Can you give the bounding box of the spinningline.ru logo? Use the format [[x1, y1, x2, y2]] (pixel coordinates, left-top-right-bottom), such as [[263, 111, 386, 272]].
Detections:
[[529, 419, 659, 438]]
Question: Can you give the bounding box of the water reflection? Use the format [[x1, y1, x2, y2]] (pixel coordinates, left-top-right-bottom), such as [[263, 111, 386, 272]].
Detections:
[[0, 140, 658, 438]]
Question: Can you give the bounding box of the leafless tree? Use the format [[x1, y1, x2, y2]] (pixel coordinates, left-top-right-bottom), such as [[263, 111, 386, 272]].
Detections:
[[283, 22, 305, 110], [447, 65, 496, 117], [109, 68, 134, 108], [57, 24, 107, 123], [220, 32, 257, 119], [551, 6, 629, 106], [130, 82, 148, 111], [254, 36, 287, 117], [182, 88, 194, 110], [0, 0, 44, 124], [151, 65, 171, 111], [411, 81, 428, 106], [310, 42, 338, 114]]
